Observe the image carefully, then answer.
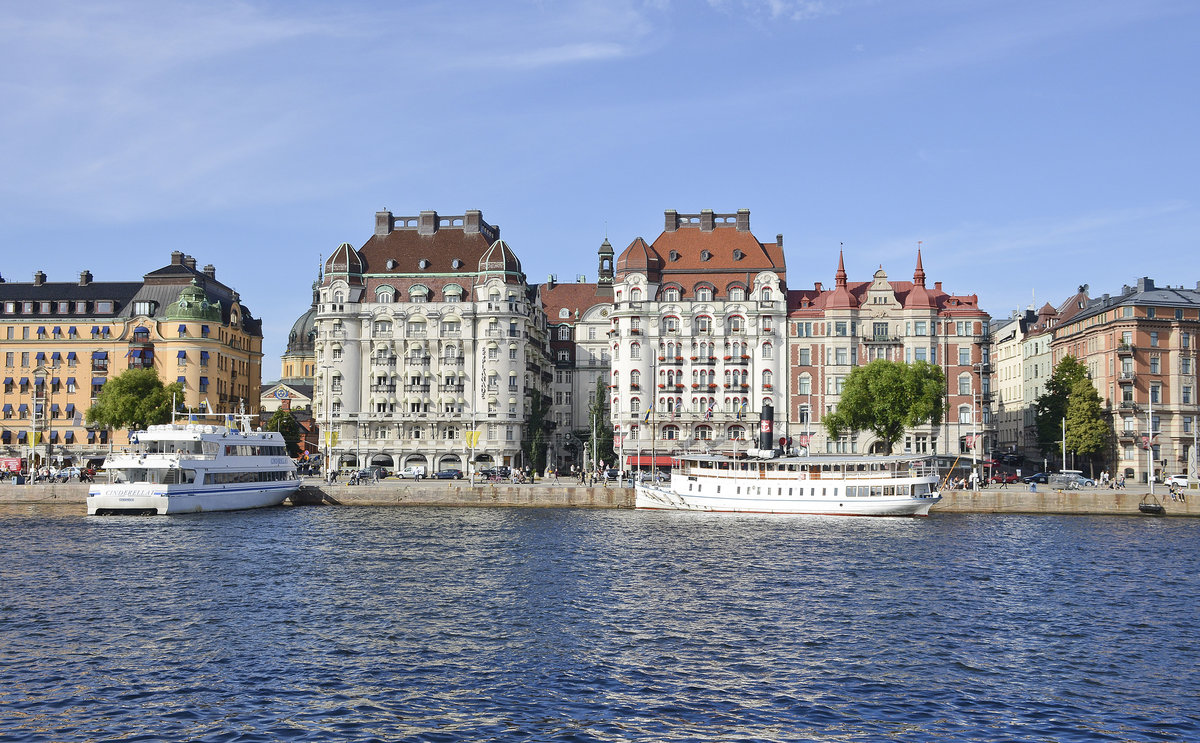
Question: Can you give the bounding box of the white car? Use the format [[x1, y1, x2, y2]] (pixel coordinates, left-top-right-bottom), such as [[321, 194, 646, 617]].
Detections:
[[1166, 474, 1190, 487]]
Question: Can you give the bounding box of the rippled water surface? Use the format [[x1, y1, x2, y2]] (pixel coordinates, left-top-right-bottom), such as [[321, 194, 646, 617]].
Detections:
[[1, 506, 1198, 742]]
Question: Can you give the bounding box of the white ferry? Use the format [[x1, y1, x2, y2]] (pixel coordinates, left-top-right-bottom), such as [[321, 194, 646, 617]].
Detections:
[[635, 450, 942, 517], [87, 416, 299, 515]]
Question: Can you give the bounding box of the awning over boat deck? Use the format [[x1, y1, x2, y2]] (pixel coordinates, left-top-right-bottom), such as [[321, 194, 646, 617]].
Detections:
[[626, 455, 678, 467]]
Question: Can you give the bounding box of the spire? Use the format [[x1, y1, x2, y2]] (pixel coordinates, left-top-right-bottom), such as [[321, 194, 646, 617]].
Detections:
[[835, 246, 847, 287], [913, 244, 926, 287]]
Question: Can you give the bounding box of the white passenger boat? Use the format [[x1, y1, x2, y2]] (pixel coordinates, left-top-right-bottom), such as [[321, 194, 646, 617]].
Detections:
[[635, 450, 942, 517], [87, 416, 299, 515]]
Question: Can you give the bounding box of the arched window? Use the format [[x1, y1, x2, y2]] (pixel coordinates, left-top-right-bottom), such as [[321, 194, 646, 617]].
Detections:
[[662, 287, 680, 302], [695, 286, 713, 301], [557, 327, 570, 340], [728, 425, 745, 440], [376, 287, 394, 303], [662, 425, 678, 440], [761, 287, 772, 301], [728, 316, 744, 333], [729, 286, 745, 301], [696, 315, 712, 334], [762, 370, 773, 388], [798, 374, 811, 395], [631, 370, 642, 389], [958, 404, 972, 424], [631, 288, 642, 301], [631, 342, 641, 360], [631, 397, 641, 414], [762, 342, 773, 359], [695, 425, 712, 440]]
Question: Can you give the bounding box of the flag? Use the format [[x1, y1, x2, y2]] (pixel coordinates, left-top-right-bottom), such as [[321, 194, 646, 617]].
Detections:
[[705, 402, 714, 420], [643, 405, 653, 423]]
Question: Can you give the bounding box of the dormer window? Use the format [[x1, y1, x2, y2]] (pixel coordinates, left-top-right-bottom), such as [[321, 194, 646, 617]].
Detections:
[[733, 249, 744, 261], [418, 259, 430, 269], [700, 250, 711, 262], [452, 259, 464, 269], [669, 250, 680, 261]]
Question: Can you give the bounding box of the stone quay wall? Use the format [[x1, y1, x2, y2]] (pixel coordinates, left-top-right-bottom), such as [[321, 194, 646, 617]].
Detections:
[[0, 480, 1196, 517]]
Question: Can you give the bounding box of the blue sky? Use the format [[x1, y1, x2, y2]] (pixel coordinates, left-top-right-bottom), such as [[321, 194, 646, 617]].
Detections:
[[2, 0, 1197, 370]]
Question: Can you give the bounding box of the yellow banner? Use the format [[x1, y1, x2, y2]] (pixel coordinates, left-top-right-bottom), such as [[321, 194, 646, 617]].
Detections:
[[464, 430, 481, 448], [324, 431, 339, 446]]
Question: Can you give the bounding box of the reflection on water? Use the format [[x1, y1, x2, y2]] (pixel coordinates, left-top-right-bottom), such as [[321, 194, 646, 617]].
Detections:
[[1, 507, 1198, 742]]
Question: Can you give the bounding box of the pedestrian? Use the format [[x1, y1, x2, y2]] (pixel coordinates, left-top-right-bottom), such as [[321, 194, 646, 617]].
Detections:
[[999, 475, 1008, 489], [552, 467, 559, 483]]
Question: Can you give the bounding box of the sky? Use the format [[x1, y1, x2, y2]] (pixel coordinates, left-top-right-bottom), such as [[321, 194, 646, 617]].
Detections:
[[2, 0, 1198, 372]]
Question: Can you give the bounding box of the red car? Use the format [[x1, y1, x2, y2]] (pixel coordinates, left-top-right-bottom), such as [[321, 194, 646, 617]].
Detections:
[[991, 472, 1019, 484]]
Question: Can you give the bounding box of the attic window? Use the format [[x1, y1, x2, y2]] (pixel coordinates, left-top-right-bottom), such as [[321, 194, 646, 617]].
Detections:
[[669, 250, 679, 262], [418, 259, 430, 269], [386, 259, 397, 270], [700, 251, 712, 262], [733, 250, 744, 261], [452, 259, 464, 269], [559, 308, 570, 319]]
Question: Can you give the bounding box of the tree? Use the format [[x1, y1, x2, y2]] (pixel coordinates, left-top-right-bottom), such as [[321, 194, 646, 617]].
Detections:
[[86, 368, 184, 432], [1065, 377, 1109, 476], [265, 408, 302, 457], [1035, 355, 1089, 460], [522, 389, 554, 473], [578, 377, 615, 468], [823, 360, 946, 453]]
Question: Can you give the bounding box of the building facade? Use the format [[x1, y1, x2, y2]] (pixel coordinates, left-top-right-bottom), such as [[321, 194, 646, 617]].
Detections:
[[313, 210, 549, 475], [1050, 277, 1200, 483], [785, 251, 994, 460], [0, 253, 263, 469], [610, 209, 787, 466]]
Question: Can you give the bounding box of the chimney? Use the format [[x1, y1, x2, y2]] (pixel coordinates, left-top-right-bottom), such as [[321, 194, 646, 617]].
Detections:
[[464, 210, 482, 234], [700, 210, 715, 232], [547, 274, 557, 288], [33, 271, 46, 286], [183, 255, 197, 270], [418, 210, 438, 236], [171, 251, 184, 265], [736, 209, 750, 232], [814, 282, 822, 291], [776, 233, 783, 248], [375, 210, 394, 237], [203, 264, 216, 279], [1137, 277, 1155, 293], [664, 209, 679, 233], [79, 270, 92, 286], [935, 281, 943, 292], [577, 274, 587, 283]]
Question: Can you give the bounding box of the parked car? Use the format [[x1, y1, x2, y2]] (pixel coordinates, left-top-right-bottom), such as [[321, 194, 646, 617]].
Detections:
[[1023, 473, 1050, 484], [397, 465, 426, 480], [1050, 471, 1096, 488], [363, 465, 390, 480], [991, 472, 1019, 484], [1166, 474, 1190, 487], [435, 468, 464, 480], [478, 466, 511, 479]]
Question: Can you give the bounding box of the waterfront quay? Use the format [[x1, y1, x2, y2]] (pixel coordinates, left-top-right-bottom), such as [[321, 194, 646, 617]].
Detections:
[[1, 480, 1197, 516]]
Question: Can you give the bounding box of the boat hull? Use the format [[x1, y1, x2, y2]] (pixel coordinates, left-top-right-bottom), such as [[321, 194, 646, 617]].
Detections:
[[87, 482, 298, 515], [635, 484, 940, 517]]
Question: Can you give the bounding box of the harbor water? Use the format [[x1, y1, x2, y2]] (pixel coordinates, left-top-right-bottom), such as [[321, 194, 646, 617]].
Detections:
[[1, 506, 1197, 742]]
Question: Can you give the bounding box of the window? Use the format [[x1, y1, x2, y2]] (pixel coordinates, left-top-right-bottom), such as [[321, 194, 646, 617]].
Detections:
[[729, 317, 744, 333], [1122, 331, 1133, 346], [959, 347, 970, 365], [1150, 383, 1161, 404], [664, 317, 678, 333], [1150, 331, 1159, 347], [959, 405, 972, 424], [1150, 356, 1160, 374], [798, 348, 810, 366], [557, 327, 570, 341], [696, 286, 713, 301], [696, 316, 711, 334], [835, 348, 848, 365], [798, 375, 811, 395], [914, 321, 927, 336], [1183, 332, 1191, 349], [1184, 358, 1192, 375], [373, 320, 392, 336], [762, 342, 773, 360], [1184, 386, 1193, 405], [662, 287, 680, 302]]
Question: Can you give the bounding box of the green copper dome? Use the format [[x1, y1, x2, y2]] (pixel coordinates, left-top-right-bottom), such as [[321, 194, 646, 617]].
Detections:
[[165, 279, 221, 321]]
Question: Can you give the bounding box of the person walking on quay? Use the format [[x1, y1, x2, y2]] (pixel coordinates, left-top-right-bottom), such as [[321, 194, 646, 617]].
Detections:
[[998, 474, 1009, 489]]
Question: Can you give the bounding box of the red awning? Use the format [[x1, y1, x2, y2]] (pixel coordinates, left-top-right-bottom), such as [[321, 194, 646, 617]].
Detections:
[[626, 455, 678, 467]]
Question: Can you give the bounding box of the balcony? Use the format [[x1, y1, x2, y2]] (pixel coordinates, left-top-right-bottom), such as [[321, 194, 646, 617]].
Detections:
[[370, 384, 396, 393], [863, 334, 902, 345], [404, 384, 430, 393], [692, 356, 718, 365], [1117, 429, 1138, 442], [1118, 371, 1135, 385], [1119, 400, 1138, 411], [658, 356, 684, 366], [724, 356, 750, 366], [1117, 343, 1134, 357]]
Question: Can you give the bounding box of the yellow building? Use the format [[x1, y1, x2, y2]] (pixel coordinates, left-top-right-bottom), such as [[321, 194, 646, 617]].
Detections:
[[0, 253, 263, 469]]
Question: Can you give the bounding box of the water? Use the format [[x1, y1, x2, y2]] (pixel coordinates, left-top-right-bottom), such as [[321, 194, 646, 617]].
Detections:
[[1, 507, 1197, 742]]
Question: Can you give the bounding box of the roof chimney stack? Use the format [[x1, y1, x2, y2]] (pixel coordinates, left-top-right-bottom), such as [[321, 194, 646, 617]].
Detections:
[[203, 264, 216, 279], [183, 255, 197, 270], [736, 209, 750, 232], [171, 251, 184, 265], [33, 271, 46, 286], [418, 210, 438, 236], [664, 210, 679, 233], [375, 210, 394, 236], [79, 270, 92, 286]]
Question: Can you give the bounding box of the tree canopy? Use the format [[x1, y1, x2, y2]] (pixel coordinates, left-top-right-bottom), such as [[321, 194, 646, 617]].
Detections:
[[572, 376, 614, 469], [823, 360, 946, 453], [85, 368, 184, 432], [522, 389, 553, 472], [1034, 356, 1089, 457], [264, 408, 302, 457], [1065, 377, 1109, 474]]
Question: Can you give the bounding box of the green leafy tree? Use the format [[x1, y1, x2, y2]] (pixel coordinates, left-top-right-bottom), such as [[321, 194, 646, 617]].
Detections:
[[265, 408, 302, 457], [1065, 377, 1109, 476], [823, 360, 946, 453], [580, 377, 615, 468], [522, 389, 554, 473], [1035, 355, 1089, 460], [86, 368, 184, 432]]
